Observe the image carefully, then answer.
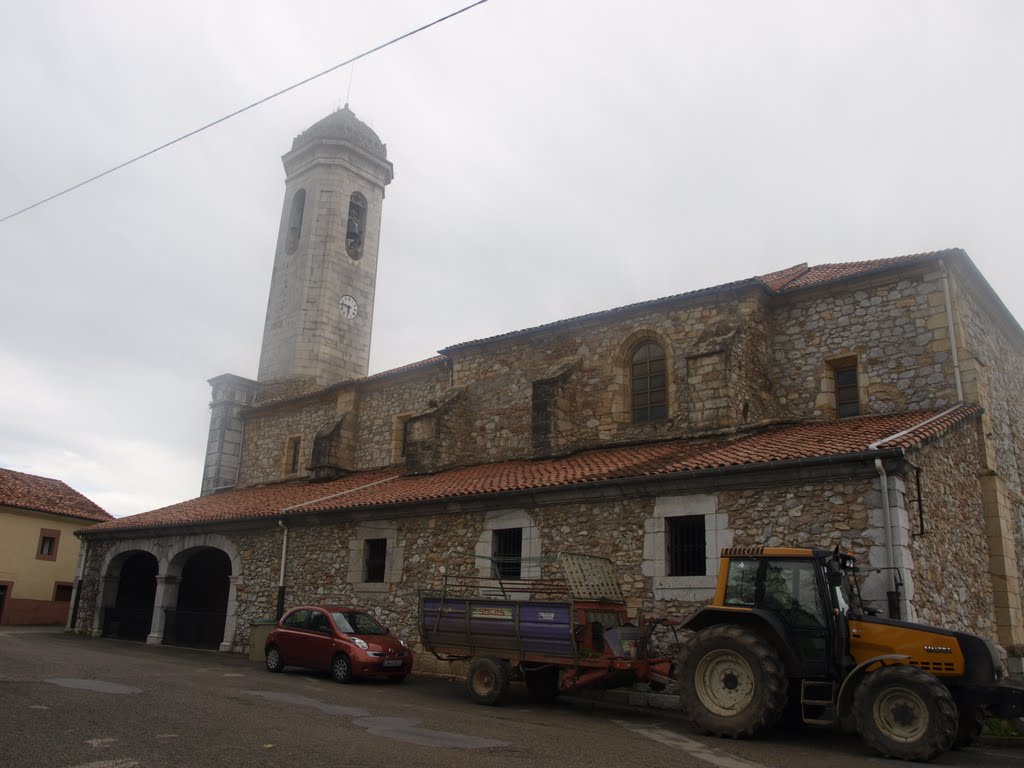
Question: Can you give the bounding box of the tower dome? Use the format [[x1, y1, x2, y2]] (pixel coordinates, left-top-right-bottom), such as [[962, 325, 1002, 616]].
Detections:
[[291, 104, 387, 160]]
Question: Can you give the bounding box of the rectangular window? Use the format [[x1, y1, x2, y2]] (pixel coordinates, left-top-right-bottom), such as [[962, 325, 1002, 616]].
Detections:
[[667, 515, 706, 576], [364, 538, 387, 583], [54, 584, 73, 602], [36, 529, 60, 561], [834, 363, 859, 417], [400, 419, 411, 459], [492, 528, 523, 580], [287, 437, 301, 474]]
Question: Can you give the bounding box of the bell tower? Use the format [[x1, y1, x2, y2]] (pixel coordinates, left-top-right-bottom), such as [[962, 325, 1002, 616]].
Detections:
[[256, 105, 394, 397]]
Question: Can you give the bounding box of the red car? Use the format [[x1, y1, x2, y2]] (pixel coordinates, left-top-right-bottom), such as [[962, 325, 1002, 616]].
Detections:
[[264, 605, 414, 683]]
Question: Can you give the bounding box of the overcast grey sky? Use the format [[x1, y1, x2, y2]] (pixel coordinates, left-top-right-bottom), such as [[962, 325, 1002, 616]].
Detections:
[[2, 1, 1022, 518]]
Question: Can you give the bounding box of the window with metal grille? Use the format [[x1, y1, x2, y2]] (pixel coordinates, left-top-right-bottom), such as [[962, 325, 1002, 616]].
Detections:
[[54, 584, 73, 602], [834, 363, 859, 417], [666, 516, 706, 576], [364, 538, 387, 583], [492, 528, 523, 580], [631, 341, 667, 423]]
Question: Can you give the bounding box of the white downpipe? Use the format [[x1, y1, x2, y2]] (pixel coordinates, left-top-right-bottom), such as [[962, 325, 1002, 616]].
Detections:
[[277, 520, 288, 589], [872, 458, 898, 597], [869, 405, 961, 609]]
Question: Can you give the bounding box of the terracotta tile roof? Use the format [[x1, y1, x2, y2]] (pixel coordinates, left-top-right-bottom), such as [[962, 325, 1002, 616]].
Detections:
[[442, 249, 963, 353], [0, 468, 112, 523], [84, 406, 980, 536], [758, 249, 963, 292]]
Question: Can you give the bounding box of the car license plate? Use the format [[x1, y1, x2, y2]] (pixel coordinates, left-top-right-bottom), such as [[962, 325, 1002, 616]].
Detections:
[[383, 659, 402, 667]]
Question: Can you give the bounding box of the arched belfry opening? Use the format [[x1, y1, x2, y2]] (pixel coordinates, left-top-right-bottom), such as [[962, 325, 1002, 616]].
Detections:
[[345, 191, 367, 259], [104, 551, 158, 641], [286, 188, 306, 255], [165, 547, 231, 649]]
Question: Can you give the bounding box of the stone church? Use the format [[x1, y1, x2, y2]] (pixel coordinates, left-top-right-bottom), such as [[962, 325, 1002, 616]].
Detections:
[[71, 107, 1024, 674]]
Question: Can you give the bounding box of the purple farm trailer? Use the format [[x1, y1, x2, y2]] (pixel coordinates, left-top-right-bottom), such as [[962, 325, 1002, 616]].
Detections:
[[419, 552, 674, 704]]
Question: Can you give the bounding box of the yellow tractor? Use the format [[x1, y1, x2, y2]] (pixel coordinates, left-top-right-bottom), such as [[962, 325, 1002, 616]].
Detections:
[[677, 546, 1024, 761]]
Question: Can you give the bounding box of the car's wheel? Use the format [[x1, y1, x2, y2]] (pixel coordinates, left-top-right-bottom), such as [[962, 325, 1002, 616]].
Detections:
[[265, 645, 285, 673], [952, 703, 984, 750], [331, 653, 354, 684], [678, 624, 787, 738], [853, 665, 956, 761], [525, 667, 560, 703], [467, 657, 510, 705]]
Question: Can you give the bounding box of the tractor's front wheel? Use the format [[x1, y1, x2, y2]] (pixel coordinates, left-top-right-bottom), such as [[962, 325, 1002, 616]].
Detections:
[[678, 624, 787, 738], [853, 665, 956, 761], [467, 657, 510, 706]]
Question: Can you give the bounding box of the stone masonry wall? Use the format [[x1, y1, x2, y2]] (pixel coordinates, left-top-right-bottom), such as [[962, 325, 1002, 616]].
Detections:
[[439, 290, 770, 472], [77, 454, 1002, 664], [234, 475, 905, 658], [907, 420, 997, 638], [946, 260, 1024, 638], [71, 539, 116, 633], [770, 265, 959, 419], [353, 365, 450, 469], [238, 397, 338, 486]]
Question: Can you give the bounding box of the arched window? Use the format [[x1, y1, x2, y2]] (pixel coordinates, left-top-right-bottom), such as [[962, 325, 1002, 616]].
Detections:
[[285, 189, 306, 255], [631, 341, 667, 423], [345, 192, 367, 259]]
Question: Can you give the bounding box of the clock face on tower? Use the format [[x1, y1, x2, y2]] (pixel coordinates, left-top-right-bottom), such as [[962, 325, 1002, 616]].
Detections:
[[339, 294, 358, 319]]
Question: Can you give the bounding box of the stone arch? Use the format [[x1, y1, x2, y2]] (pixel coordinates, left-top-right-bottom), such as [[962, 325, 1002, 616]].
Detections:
[[345, 191, 367, 259], [163, 534, 243, 652], [95, 544, 161, 641], [613, 329, 675, 425]]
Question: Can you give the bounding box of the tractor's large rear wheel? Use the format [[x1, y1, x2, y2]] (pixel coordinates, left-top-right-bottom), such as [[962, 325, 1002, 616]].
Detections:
[[678, 624, 787, 738], [853, 665, 956, 761]]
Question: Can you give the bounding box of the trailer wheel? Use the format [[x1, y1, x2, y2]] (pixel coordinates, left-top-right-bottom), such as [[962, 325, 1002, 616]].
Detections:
[[467, 657, 510, 705], [678, 624, 787, 738], [525, 667, 560, 703], [853, 665, 956, 761]]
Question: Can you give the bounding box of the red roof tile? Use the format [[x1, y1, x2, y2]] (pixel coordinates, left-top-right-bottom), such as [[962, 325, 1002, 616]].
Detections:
[[84, 406, 979, 535], [759, 250, 961, 292], [0, 468, 112, 523]]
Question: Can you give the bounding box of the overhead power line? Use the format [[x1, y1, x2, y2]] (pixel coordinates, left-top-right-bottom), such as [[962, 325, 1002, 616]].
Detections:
[[1, 0, 490, 225]]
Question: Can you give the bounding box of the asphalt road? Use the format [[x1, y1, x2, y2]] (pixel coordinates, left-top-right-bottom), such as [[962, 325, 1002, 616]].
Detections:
[[1, 627, 1022, 768]]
